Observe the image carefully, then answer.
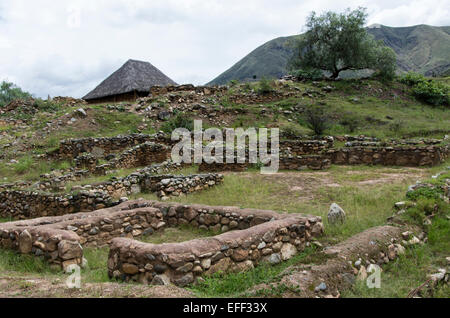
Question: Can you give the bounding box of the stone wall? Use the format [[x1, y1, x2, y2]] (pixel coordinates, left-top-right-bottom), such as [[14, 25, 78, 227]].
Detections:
[[107, 200, 323, 286], [48, 133, 171, 159], [327, 145, 449, 167], [0, 200, 323, 278], [0, 181, 34, 192], [199, 145, 449, 171], [199, 155, 331, 172], [0, 202, 165, 270], [92, 142, 170, 175], [0, 190, 118, 219], [72, 173, 224, 201], [279, 155, 332, 171], [280, 139, 333, 156], [150, 85, 226, 97], [74, 153, 98, 171], [227, 91, 299, 105], [0, 172, 223, 220]]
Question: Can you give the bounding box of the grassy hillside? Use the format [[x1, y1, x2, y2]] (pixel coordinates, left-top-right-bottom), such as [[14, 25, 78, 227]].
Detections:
[[208, 25, 450, 85], [1, 78, 449, 185], [208, 35, 300, 86], [369, 25, 450, 76]]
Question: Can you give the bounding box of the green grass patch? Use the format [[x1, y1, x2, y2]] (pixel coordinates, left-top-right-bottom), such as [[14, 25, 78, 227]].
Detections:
[[155, 165, 423, 243], [0, 249, 59, 274], [139, 225, 218, 244], [81, 247, 110, 283]]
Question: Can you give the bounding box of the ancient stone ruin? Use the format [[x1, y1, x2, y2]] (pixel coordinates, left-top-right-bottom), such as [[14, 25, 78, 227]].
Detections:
[[0, 200, 323, 285]]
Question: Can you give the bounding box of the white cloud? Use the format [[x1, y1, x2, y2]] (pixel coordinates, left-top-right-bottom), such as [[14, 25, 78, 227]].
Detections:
[[0, 0, 448, 98]]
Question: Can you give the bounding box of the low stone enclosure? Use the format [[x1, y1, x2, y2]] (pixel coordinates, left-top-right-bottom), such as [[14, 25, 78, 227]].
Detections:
[[0, 190, 120, 220], [46, 132, 449, 170], [200, 145, 449, 172], [47, 133, 175, 160], [1, 135, 448, 220], [0, 173, 224, 220], [0, 200, 323, 286]]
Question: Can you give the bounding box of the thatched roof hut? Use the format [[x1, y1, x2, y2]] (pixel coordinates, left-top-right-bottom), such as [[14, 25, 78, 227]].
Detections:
[[83, 59, 177, 103]]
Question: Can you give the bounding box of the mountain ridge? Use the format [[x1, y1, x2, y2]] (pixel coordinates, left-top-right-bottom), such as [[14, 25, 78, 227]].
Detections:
[[208, 24, 450, 85]]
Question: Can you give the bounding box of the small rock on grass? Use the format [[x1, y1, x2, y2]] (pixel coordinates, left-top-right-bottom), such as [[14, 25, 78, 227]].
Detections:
[[315, 282, 327, 292], [328, 203, 346, 225]]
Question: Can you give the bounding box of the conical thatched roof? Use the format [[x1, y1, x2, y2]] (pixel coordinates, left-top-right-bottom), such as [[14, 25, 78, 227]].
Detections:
[[83, 59, 177, 100]]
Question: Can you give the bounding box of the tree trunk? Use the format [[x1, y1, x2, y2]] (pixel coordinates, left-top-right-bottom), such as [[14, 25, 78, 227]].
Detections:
[[331, 70, 340, 79]]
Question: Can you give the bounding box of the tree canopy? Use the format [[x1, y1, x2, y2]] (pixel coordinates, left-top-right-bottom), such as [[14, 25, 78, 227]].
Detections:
[[290, 8, 397, 80], [0, 81, 33, 107]]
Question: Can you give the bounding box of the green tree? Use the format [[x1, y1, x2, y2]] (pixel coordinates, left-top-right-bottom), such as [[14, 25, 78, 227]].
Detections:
[[290, 8, 397, 80], [0, 81, 33, 107]]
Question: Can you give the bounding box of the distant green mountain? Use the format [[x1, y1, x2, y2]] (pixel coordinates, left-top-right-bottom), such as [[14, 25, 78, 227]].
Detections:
[[208, 24, 450, 85]]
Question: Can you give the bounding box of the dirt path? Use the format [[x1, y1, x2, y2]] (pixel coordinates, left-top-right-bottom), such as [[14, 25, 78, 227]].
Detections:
[[0, 273, 194, 298]]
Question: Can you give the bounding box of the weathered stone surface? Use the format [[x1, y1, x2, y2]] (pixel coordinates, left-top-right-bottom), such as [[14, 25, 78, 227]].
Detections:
[[151, 274, 171, 286], [206, 257, 232, 275], [176, 262, 194, 273], [328, 203, 346, 225], [154, 264, 168, 274], [18, 230, 32, 254], [58, 240, 83, 260], [263, 231, 275, 243], [122, 263, 139, 275], [311, 222, 324, 236], [231, 260, 254, 273], [62, 259, 79, 272], [281, 243, 297, 261], [231, 249, 249, 262], [268, 253, 281, 265], [201, 258, 211, 269], [184, 208, 198, 222], [174, 273, 194, 287]]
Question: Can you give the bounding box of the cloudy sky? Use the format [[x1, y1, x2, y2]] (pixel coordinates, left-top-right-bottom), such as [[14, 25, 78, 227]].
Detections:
[[0, 0, 449, 98]]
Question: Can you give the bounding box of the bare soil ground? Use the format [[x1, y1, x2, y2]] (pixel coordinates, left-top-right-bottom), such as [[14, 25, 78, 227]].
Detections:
[[0, 272, 193, 298]]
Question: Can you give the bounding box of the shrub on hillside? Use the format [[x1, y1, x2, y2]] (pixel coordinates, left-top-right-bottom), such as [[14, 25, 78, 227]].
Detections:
[[33, 99, 61, 112], [282, 123, 304, 138], [13, 156, 34, 175], [229, 79, 239, 87], [373, 46, 397, 81], [0, 81, 33, 107], [339, 113, 360, 133], [161, 112, 194, 133], [304, 107, 330, 136], [399, 72, 426, 86], [399, 72, 449, 106], [412, 80, 449, 106], [290, 68, 323, 81], [257, 78, 275, 95]]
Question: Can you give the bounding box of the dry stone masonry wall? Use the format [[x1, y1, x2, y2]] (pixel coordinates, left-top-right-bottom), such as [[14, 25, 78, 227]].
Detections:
[[0, 202, 165, 270], [91, 142, 170, 175], [48, 133, 172, 160], [200, 145, 449, 172], [0, 200, 323, 280], [0, 173, 223, 220], [327, 145, 449, 167], [106, 200, 323, 286], [71, 173, 224, 201], [0, 190, 119, 219]]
